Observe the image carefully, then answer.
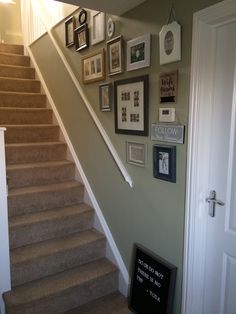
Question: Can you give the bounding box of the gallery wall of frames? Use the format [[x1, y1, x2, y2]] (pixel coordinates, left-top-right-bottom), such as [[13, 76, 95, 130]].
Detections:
[[65, 7, 184, 183]]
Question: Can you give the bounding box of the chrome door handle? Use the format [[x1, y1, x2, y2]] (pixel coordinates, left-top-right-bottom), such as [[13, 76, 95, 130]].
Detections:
[[206, 190, 225, 217]]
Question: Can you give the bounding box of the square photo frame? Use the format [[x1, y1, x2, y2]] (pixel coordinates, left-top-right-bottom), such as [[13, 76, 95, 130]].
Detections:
[[82, 49, 105, 84], [153, 145, 176, 182], [99, 82, 113, 112], [91, 11, 105, 45], [65, 16, 75, 47], [107, 35, 124, 76], [114, 75, 149, 136], [126, 33, 151, 71], [74, 23, 89, 51], [126, 141, 146, 167]]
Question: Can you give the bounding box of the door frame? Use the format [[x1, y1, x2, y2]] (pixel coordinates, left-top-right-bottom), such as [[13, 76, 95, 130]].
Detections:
[[182, 1, 236, 313]]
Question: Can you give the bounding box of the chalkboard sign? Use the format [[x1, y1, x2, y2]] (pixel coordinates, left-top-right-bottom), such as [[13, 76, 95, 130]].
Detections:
[[129, 244, 177, 314]]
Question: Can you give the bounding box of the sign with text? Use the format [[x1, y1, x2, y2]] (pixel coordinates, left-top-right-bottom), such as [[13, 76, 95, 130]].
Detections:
[[159, 71, 178, 103], [151, 123, 185, 144], [129, 244, 177, 314]]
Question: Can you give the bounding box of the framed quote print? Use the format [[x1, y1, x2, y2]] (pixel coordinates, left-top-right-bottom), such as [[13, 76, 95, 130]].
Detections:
[[114, 75, 149, 136]]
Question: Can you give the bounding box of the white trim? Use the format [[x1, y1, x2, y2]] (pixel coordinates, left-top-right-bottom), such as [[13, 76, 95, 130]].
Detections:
[[27, 47, 129, 295], [0, 128, 11, 314], [182, 1, 236, 313]]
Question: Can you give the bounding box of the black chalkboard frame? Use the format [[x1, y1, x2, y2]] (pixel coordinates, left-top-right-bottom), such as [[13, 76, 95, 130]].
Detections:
[[128, 243, 177, 314]]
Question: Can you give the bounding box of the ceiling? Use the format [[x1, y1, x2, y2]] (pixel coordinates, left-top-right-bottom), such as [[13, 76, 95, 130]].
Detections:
[[54, 0, 146, 15]]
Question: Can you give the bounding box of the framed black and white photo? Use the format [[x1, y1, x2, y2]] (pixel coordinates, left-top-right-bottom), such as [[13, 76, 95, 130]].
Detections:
[[82, 49, 105, 84], [65, 16, 75, 47], [107, 35, 124, 76], [126, 141, 146, 167], [91, 11, 105, 45], [159, 21, 181, 65], [99, 82, 113, 112], [74, 23, 89, 51], [126, 33, 151, 71], [114, 75, 149, 136], [153, 145, 176, 182]]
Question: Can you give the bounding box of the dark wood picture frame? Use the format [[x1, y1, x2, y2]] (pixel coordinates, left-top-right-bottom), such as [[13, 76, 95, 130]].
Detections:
[[107, 35, 124, 76], [99, 82, 113, 112], [65, 16, 75, 47], [81, 48, 106, 84], [153, 144, 176, 182], [114, 75, 149, 136], [74, 23, 89, 52], [129, 243, 177, 314]]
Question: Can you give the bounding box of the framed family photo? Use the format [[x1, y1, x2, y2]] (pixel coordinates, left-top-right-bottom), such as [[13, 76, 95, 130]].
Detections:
[[107, 35, 124, 76], [65, 16, 75, 47], [82, 49, 105, 84], [126, 141, 146, 167], [153, 145, 176, 182], [99, 82, 113, 111], [74, 23, 89, 51], [114, 75, 149, 136], [126, 33, 151, 71], [91, 11, 105, 45]]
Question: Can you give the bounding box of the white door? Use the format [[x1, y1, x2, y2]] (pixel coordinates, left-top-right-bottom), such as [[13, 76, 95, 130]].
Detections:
[[182, 1, 236, 314]]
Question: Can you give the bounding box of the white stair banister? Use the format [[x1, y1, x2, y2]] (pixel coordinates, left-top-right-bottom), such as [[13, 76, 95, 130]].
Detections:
[[0, 127, 11, 314]]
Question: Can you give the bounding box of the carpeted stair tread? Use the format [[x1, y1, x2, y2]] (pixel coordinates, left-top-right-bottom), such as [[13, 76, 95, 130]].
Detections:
[[0, 64, 35, 79], [7, 160, 75, 189], [0, 107, 52, 124], [0, 91, 46, 108], [64, 292, 131, 314], [0, 51, 30, 66], [0, 77, 41, 93], [0, 43, 24, 55], [4, 124, 59, 143]]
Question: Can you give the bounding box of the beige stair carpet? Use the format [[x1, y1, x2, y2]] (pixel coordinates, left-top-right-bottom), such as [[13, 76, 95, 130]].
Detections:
[[0, 43, 130, 314]]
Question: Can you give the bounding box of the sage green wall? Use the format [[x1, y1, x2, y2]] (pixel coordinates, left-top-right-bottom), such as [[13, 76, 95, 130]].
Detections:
[[30, 0, 219, 312]]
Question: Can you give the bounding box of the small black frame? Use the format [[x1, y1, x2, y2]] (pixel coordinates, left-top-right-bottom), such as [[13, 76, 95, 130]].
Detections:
[[129, 243, 177, 314], [65, 16, 75, 47], [74, 23, 89, 52], [78, 8, 87, 25], [99, 82, 113, 112], [114, 75, 149, 136], [153, 144, 176, 183]]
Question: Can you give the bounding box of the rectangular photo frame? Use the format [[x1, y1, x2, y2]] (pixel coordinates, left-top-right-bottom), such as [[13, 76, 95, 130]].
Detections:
[[74, 23, 89, 52], [126, 141, 146, 167], [99, 82, 113, 112], [127, 33, 151, 71], [82, 49, 105, 84], [107, 35, 124, 76], [65, 16, 75, 47], [91, 11, 105, 45], [114, 75, 149, 136], [153, 144, 176, 182]]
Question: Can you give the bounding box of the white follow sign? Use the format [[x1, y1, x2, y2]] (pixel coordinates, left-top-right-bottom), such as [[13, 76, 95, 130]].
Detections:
[[151, 123, 185, 144]]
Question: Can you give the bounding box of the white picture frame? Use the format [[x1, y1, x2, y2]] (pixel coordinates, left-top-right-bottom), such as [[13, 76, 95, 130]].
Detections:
[[126, 33, 151, 72], [126, 141, 146, 167], [159, 21, 181, 65], [91, 11, 105, 45]]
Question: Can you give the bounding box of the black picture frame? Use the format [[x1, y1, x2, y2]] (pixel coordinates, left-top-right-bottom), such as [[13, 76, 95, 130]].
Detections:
[[74, 23, 89, 52], [107, 35, 124, 76], [78, 9, 87, 25], [129, 243, 177, 314], [153, 144, 176, 182], [114, 75, 149, 136], [99, 82, 113, 112], [65, 16, 75, 47]]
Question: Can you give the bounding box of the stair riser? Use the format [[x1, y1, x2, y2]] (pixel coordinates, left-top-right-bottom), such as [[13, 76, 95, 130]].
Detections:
[[0, 110, 52, 125], [8, 185, 84, 216], [0, 78, 40, 93], [0, 65, 35, 79], [11, 238, 106, 286], [6, 143, 67, 164], [10, 211, 94, 249], [5, 126, 59, 144], [6, 272, 118, 314], [0, 53, 30, 66], [7, 163, 75, 189], [0, 93, 46, 108], [0, 44, 24, 55]]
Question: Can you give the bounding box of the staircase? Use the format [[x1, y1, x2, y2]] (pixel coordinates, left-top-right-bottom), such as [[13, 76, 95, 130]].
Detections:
[[0, 43, 130, 314]]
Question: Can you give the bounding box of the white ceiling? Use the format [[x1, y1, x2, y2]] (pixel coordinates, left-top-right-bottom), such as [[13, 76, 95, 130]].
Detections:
[[54, 0, 146, 15]]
